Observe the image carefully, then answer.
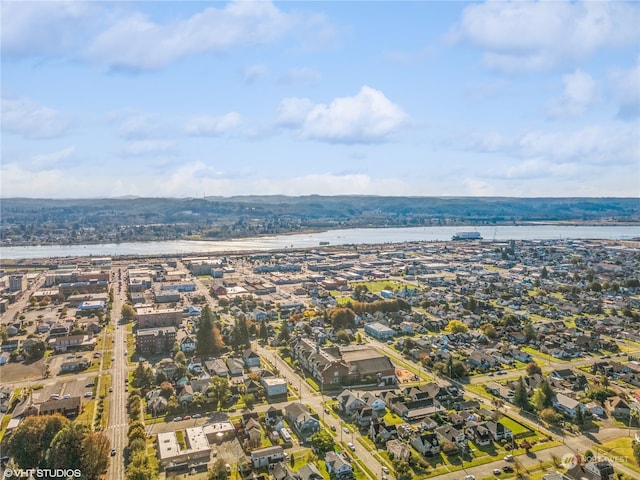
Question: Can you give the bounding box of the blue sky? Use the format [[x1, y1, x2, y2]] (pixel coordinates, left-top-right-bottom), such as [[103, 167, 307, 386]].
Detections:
[[1, 0, 639, 198]]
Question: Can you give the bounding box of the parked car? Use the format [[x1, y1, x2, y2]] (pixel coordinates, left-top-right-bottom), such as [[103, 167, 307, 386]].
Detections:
[[347, 442, 355, 451], [502, 466, 514, 473], [173, 417, 183, 422], [504, 455, 514, 462], [382, 467, 389, 474], [193, 413, 202, 419], [110, 449, 117, 456]]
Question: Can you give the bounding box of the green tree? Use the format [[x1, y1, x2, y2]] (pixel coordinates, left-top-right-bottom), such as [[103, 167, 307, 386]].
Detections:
[[9, 414, 70, 468], [513, 377, 531, 411], [310, 431, 335, 455], [336, 330, 351, 344], [82, 432, 111, 480], [445, 319, 468, 334], [174, 350, 187, 365], [540, 407, 564, 424], [160, 381, 175, 399], [328, 307, 356, 329], [480, 323, 497, 339], [242, 393, 255, 409], [526, 362, 542, 376], [121, 304, 136, 323], [49, 422, 88, 470], [208, 459, 229, 480], [531, 389, 548, 412], [197, 305, 218, 357], [393, 459, 411, 480], [539, 379, 554, 408], [277, 318, 290, 342], [574, 407, 584, 426], [208, 376, 231, 410], [132, 362, 154, 389], [259, 320, 269, 341], [632, 440, 640, 466], [524, 323, 536, 341]]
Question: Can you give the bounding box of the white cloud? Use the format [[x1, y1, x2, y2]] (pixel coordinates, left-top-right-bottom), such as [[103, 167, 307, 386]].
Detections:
[[277, 86, 407, 144], [547, 70, 597, 118], [277, 67, 321, 86], [610, 57, 640, 119], [464, 124, 637, 167], [31, 146, 76, 168], [1, 97, 69, 138], [1, 1, 99, 58], [503, 158, 579, 179], [120, 140, 175, 156], [116, 113, 160, 139], [518, 125, 637, 165], [87, 1, 291, 71], [453, 1, 640, 73], [184, 113, 242, 136], [242, 64, 268, 85], [0, 164, 66, 197], [465, 131, 513, 153]]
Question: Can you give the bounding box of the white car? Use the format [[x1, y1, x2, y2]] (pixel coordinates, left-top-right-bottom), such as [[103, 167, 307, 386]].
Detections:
[[347, 442, 355, 451], [381, 467, 389, 474], [464, 475, 476, 480], [504, 454, 514, 462]]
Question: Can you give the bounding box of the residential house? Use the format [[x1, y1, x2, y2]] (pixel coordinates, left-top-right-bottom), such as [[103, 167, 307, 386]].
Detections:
[[245, 418, 262, 449], [227, 357, 245, 377], [205, 359, 229, 377], [605, 397, 630, 418], [369, 420, 398, 444], [180, 335, 197, 353], [298, 464, 323, 480], [386, 438, 411, 461], [553, 393, 585, 419], [361, 392, 386, 412], [250, 446, 284, 468], [435, 424, 466, 448], [484, 420, 513, 441], [272, 462, 301, 480], [337, 390, 366, 416], [325, 452, 353, 478], [284, 403, 320, 443], [243, 348, 261, 368], [355, 406, 374, 428], [465, 421, 492, 446], [410, 432, 441, 456]]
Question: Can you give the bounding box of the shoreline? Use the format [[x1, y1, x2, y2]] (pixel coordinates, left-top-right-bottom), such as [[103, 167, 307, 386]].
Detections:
[[2, 220, 639, 248]]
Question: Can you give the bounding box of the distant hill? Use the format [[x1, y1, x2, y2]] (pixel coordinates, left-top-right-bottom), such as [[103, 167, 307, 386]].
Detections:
[[1, 196, 638, 246]]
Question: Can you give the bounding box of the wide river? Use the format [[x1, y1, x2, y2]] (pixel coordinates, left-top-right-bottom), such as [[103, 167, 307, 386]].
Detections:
[[1, 225, 638, 260]]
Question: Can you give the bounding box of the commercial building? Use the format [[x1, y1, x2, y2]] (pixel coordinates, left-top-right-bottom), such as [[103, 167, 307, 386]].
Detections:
[[157, 427, 211, 468]]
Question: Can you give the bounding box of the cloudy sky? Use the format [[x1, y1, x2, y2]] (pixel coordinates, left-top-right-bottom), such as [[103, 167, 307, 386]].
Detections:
[[1, 1, 639, 198]]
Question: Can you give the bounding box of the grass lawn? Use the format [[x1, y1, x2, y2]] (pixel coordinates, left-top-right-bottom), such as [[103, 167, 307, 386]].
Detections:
[[382, 411, 405, 425], [351, 280, 408, 293], [103, 350, 113, 369], [306, 377, 320, 391], [76, 399, 95, 426], [0, 414, 12, 444], [500, 416, 534, 437], [100, 399, 109, 430], [600, 437, 640, 471]]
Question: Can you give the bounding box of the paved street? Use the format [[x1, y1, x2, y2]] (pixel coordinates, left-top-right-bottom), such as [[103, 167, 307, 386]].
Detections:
[[106, 266, 130, 480]]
